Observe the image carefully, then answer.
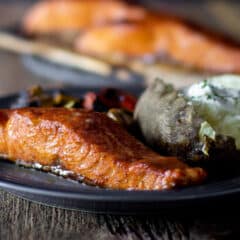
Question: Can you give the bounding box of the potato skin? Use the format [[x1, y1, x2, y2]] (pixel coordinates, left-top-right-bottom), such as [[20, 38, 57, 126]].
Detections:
[[134, 79, 238, 163]]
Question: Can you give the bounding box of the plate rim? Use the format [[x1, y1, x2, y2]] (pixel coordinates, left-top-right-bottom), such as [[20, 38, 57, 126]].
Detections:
[[1, 174, 240, 203]]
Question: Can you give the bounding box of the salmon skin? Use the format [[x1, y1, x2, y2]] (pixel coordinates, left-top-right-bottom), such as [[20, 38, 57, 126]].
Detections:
[[0, 108, 206, 190]]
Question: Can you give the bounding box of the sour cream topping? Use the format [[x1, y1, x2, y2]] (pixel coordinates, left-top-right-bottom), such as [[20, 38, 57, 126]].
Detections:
[[186, 75, 240, 149]]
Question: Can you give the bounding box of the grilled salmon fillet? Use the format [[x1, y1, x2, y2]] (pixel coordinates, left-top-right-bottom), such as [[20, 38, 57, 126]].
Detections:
[[76, 16, 240, 73], [0, 108, 206, 190], [22, 0, 145, 34], [75, 23, 156, 58]]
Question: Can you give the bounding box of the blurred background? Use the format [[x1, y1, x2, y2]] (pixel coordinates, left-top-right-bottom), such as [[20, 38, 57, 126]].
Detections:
[[0, 0, 240, 96]]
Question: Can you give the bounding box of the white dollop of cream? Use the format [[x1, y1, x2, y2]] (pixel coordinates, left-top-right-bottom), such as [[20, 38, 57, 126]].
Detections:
[[186, 74, 240, 149]]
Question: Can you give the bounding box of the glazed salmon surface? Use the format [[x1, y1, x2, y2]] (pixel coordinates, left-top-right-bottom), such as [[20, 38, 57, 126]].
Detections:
[[0, 108, 206, 190]]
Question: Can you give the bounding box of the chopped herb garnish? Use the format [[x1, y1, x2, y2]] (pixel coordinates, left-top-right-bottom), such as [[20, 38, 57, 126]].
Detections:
[[201, 80, 208, 88]]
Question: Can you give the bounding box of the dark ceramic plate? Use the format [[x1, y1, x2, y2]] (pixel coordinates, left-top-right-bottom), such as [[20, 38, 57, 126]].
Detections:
[[21, 55, 146, 89], [1, 88, 240, 214]]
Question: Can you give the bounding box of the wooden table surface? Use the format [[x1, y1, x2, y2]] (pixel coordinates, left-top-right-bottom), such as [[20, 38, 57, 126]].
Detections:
[[0, 2, 240, 240], [1, 189, 240, 240]]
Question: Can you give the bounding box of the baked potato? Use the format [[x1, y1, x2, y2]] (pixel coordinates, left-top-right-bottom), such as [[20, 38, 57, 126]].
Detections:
[[134, 76, 240, 163]]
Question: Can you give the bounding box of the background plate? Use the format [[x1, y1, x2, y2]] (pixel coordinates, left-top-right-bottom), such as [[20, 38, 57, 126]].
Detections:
[[1, 89, 240, 214], [21, 55, 146, 89]]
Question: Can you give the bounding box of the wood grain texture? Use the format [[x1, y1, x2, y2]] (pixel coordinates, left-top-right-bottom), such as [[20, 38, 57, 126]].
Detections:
[[0, 189, 240, 240]]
